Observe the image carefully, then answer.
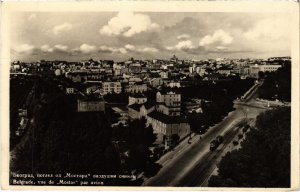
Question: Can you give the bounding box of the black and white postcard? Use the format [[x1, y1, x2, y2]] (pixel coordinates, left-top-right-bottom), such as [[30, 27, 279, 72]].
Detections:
[[0, 1, 299, 191]]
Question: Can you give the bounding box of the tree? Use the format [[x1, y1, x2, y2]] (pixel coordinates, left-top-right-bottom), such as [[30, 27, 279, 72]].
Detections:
[[258, 62, 291, 101], [113, 117, 159, 176], [209, 107, 290, 187], [258, 71, 265, 79], [232, 141, 239, 146], [183, 78, 254, 135], [170, 134, 180, 148], [238, 134, 243, 140], [187, 112, 203, 134]]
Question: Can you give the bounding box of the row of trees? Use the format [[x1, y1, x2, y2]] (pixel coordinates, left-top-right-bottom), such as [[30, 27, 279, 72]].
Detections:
[[185, 79, 254, 134], [208, 107, 291, 187]]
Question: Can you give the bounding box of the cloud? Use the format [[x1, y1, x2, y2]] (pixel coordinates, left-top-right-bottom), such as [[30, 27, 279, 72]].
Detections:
[[53, 22, 73, 35], [79, 44, 96, 54], [125, 44, 136, 51], [166, 40, 195, 51], [28, 14, 36, 21], [199, 29, 233, 46], [124, 44, 158, 53], [165, 17, 203, 37], [14, 44, 35, 54], [41, 44, 53, 53], [98, 45, 114, 53], [99, 45, 127, 54], [71, 44, 97, 55], [177, 34, 190, 40], [118, 48, 127, 54], [99, 12, 159, 37], [166, 40, 206, 55], [138, 47, 158, 53], [54, 44, 68, 52], [244, 18, 290, 41], [99, 44, 158, 54], [216, 46, 228, 50], [175, 40, 195, 50], [166, 39, 245, 55]]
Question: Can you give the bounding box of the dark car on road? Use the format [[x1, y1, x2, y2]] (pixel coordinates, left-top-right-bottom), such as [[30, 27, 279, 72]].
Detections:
[[210, 135, 223, 151]]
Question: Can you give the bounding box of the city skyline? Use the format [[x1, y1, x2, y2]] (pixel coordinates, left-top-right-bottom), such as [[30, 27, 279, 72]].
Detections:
[[11, 12, 291, 62]]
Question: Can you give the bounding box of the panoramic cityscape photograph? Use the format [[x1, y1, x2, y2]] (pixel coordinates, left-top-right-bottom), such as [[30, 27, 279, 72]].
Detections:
[[5, 8, 294, 188]]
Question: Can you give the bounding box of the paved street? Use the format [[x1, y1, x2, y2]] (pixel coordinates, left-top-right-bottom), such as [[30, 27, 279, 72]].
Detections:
[[176, 125, 242, 186], [143, 85, 267, 186]]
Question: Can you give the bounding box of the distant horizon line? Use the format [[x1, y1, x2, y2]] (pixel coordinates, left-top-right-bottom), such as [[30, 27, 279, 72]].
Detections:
[[11, 55, 291, 63]]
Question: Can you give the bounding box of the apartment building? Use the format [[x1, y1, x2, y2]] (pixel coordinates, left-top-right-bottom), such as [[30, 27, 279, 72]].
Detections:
[[101, 81, 122, 95]]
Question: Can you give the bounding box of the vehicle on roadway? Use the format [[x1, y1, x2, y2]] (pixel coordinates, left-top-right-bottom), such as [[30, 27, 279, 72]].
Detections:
[[210, 135, 223, 151]]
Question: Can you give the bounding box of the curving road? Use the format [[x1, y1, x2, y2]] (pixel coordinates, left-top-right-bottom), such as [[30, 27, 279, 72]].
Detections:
[[142, 83, 267, 187]]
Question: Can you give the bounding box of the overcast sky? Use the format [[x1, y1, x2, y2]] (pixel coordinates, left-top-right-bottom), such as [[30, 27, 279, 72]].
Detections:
[[10, 12, 292, 62]]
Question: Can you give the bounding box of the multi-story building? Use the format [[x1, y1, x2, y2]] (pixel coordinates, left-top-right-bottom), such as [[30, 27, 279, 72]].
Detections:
[[128, 63, 142, 74], [156, 91, 181, 116], [159, 70, 169, 79], [268, 56, 291, 61], [249, 64, 282, 78], [260, 64, 282, 72], [156, 91, 181, 106], [66, 87, 75, 95], [196, 67, 206, 76], [149, 62, 161, 70], [231, 67, 240, 75], [77, 98, 105, 112], [149, 78, 164, 88], [128, 94, 147, 106], [146, 111, 190, 149], [217, 67, 232, 76], [156, 104, 181, 116], [203, 74, 219, 81], [126, 82, 147, 93], [128, 77, 143, 85], [167, 81, 181, 88], [240, 66, 250, 76], [65, 72, 87, 83], [101, 82, 122, 95]]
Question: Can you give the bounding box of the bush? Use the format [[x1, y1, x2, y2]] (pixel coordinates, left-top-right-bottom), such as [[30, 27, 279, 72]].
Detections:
[[238, 134, 243, 140], [232, 141, 239, 146]]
